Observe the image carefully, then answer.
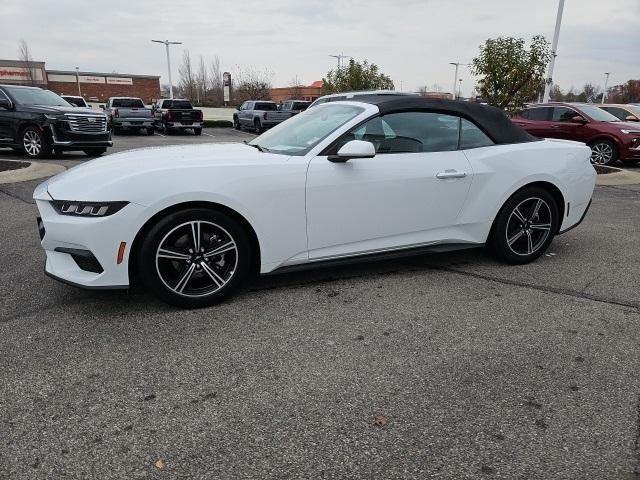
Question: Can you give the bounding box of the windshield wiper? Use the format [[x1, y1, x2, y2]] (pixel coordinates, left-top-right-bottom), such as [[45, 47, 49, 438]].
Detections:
[[244, 140, 268, 152]]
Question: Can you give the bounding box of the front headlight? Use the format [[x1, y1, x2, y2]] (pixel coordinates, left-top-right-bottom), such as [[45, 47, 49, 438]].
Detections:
[[44, 114, 61, 121], [620, 129, 640, 135], [51, 200, 128, 217]]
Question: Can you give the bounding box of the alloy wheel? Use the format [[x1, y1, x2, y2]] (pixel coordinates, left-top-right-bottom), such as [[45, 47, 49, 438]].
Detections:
[[155, 220, 238, 297], [505, 197, 552, 256], [590, 142, 613, 165], [23, 130, 42, 157]]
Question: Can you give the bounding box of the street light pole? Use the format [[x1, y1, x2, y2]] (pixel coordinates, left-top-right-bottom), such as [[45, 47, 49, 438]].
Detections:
[[601, 72, 610, 104], [542, 0, 565, 103], [75, 66, 81, 96], [329, 53, 350, 69], [152, 39, 182, 99], [449, 62, 466, 100]]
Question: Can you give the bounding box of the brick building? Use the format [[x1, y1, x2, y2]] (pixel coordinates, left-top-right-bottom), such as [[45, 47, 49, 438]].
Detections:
[[269, 80, 324, 103], [0, 59, 161, 104]]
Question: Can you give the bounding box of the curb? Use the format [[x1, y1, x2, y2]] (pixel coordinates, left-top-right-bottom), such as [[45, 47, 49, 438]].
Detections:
[[0, 160, 65, 185], [596, 166, 640, 186]]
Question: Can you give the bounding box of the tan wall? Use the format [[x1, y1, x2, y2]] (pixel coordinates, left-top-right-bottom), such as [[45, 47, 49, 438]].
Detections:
[[269, 86, 323, 103]]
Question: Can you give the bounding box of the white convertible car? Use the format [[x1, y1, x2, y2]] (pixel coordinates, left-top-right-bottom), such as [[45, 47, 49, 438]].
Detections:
[[34, 96, 596, 308]]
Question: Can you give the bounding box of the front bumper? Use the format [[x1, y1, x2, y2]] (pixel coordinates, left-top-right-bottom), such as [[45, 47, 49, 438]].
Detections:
[[49, 124, 112, 149], [35, 195, 147, 289]]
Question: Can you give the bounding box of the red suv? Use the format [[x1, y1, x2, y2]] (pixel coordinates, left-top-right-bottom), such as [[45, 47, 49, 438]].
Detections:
[[513, 103, 640, 166]]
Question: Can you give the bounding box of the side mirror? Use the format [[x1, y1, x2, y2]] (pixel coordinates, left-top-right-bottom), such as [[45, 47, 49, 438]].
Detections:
[[328, 140, 376, 163], [0, 98, 14, 110], [99, 105, 105, 109], [87, 104, 92, 109], [570, 115, 587, 124], [625, 115, 639, 122]]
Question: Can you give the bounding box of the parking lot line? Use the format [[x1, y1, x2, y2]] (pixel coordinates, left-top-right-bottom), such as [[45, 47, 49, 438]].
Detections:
[[201, 132, 215, 137]]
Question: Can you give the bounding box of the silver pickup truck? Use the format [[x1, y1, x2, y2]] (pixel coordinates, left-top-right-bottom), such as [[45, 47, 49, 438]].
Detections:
[[103, 97, 154, 135], [233, 100, 291, 133]]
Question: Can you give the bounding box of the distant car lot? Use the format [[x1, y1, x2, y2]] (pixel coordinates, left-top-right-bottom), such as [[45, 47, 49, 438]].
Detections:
[[1, 127, 640, 478]]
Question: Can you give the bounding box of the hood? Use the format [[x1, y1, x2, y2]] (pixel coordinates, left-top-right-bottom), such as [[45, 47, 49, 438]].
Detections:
[[43, 142, 289, 202], [22, 104, 101, 116]]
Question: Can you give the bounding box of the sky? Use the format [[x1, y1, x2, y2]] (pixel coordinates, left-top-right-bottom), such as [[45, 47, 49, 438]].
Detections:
[[1, 0, 638, 96]]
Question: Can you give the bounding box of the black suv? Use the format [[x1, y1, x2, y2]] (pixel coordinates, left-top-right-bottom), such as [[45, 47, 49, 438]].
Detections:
[[0, 85, 112, 159]]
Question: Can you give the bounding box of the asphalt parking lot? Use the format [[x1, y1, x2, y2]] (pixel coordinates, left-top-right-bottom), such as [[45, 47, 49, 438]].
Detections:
[[1, 131, 640, 479]]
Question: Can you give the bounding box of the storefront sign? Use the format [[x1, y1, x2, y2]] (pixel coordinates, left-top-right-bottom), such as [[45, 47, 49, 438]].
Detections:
[[106, 77, 133, 85]]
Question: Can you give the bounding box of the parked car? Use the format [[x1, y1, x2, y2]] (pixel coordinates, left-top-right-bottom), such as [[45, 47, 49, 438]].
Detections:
[[309, 90, 418, 108], [280, 100, 310, 117], [34, 96, 595, 308], [103, 97, 153, 135], [61, 95, 91, 109], [513, 102, 640, 166], [88, 96, 100, 102], [233, 100, 291, 133], [152, 99, 203, 135], [0, 85, 111, 159], [599, 104, 640, 122]]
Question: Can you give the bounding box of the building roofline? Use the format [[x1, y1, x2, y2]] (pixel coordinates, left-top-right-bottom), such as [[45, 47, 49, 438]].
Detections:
[[46, 70, 160, 79]]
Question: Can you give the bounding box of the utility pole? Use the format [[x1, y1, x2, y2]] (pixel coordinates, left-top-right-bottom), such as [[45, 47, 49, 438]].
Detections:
[[601, 72, 610, 104], [458, 78, 463, 100], [542, 0, 565, 103], [75, 66, 81, 96], [329, 53, 350, 69], [449, 62, 466, 100], [152, 39, 182, 99]]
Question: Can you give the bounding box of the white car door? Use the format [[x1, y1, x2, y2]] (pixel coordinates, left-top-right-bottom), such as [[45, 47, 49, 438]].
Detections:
[[306, 111, 475, 260]]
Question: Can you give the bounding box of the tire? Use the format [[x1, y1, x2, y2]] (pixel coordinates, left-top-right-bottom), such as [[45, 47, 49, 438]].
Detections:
[[194, 128, 202, 136], [21, 126, 52, 159], [489, 187, 559, 264], [146, 127, 154, 136], [233, 117, 240, 130], [137, 208, 252, 308], [112, 126, 121, 134], [83, 148, 107, 157], [589, 139, 618, 166], [161, 122, 169, 135], [254, 119, 263, 134]]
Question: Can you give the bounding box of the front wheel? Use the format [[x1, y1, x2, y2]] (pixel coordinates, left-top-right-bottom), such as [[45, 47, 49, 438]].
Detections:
[[233, 117, 240, 130], [137, 208, 252, 308], [489, 187, 559, 264], [589, 139, 618, 166], [21, 127, 52, 159], [254, 119, 262, 134]]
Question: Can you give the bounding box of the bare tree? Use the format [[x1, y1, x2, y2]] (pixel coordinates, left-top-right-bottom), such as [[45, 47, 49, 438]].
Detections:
[[208, 56, 223, 106], [178, 50, 196, 100], [18, 39, 36, 86], [232, 66, 273, 103], [288, 77, 304, 100]]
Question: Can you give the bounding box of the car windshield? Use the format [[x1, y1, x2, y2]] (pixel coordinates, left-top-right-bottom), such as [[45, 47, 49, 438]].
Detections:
[[249, 104, 364, 155], [578, 105, 621, 122], [7, 87, 70, 107]]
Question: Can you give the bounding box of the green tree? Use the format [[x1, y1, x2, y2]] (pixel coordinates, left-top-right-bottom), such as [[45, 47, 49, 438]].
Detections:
[[323, 59, 394, 94], [471, 35, 552, 114]]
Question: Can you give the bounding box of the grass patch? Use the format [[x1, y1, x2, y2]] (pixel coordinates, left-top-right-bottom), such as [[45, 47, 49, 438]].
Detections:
[[0, 160, 30, 173], [203, 120, 233, 128]]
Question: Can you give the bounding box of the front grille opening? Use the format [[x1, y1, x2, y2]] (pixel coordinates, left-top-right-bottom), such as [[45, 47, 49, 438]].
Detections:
[[54, 247, 104, 273], [64, 115, 108, 133]]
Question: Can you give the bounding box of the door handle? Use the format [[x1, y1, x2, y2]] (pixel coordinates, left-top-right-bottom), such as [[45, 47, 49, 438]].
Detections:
[[436, 170, 467, 179], [550, 125, 560, 129]]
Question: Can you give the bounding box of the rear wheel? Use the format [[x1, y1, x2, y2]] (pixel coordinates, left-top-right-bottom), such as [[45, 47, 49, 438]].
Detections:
[[146, 127, 154, 136], [21, 127, 52, 159], [589, 139, 617, 166], [489, 187, 559, 264], [194, 127, 202, 136], [138, 208, 251, 308]]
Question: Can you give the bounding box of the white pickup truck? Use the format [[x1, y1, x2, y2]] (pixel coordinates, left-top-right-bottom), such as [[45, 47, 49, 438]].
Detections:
[[233, 100, 291, 133], [103, 97, 154, 135]]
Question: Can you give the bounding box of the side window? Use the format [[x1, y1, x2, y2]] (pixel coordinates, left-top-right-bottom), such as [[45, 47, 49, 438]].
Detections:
[[603, 107, 626, 121], [553, 107, 580, 122], [526, 107, 552, 121], [344, 111, 461, 154], [459, 118, 494, 149]]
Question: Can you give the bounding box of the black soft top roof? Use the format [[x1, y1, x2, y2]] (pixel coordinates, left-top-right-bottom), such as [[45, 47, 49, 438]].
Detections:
[[343, 95, 536, 145]]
